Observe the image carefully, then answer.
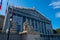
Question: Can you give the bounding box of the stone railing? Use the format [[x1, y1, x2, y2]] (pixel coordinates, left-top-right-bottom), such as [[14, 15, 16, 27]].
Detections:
[[0, 32, 60, 40], [40, 33, 60, 40]]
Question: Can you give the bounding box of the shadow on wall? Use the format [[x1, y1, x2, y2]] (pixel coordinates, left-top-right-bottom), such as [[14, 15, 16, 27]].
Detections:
[[0, 15, 5, 32]]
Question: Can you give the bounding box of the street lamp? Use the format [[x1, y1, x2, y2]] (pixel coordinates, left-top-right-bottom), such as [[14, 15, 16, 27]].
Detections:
[[10, 16, 13, 22], [7, 16, 13, 40]]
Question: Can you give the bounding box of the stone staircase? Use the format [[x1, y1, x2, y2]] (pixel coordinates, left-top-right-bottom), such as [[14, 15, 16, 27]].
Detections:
[[0, 33, 21, 40]]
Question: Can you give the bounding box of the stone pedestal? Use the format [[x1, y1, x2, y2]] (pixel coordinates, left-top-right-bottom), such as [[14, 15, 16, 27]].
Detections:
[[19, 31, 40, 40], [10, 20, 17, 33], [19, 19, 40, 40]]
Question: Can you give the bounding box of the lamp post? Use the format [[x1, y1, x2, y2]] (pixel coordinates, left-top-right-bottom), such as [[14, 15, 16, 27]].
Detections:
[[7, 16, 13, 40]]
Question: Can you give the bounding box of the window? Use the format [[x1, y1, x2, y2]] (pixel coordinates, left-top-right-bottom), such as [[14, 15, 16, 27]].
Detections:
[[13, 15, 23, 32]]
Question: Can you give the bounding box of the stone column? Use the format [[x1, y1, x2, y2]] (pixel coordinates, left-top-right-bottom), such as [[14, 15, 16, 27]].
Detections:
[[19, 17, 23, 32], [30, 18, 32, 26], [33, 20, 36, 31], [43, 23, 45, 34], [37, 21, 39, 32], [39, 22, 41, 33]]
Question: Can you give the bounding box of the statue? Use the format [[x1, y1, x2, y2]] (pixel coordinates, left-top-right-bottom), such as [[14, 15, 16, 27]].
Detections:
[[10, 20, 17, 33], [23, 19, 34, 33]]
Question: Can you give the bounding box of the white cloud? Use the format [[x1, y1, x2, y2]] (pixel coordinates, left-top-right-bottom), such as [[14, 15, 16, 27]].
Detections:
[[49, 1, 60, 9], [56, 12, 60, 18]]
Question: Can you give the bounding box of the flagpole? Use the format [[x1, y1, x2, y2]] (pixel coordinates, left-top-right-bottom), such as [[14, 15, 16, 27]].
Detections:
[[2, 0, 9, 32], [2, 0, 11, 40]]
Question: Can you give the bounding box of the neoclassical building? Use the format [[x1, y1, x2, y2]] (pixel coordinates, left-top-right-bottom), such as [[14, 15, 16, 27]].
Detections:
[[2, 5, 60, 40], [2, 5, 53, 34]]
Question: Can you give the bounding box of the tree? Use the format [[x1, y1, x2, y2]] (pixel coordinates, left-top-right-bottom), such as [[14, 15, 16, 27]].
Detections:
[[53, 29, 57, 34], [56, 28, 60, 34]]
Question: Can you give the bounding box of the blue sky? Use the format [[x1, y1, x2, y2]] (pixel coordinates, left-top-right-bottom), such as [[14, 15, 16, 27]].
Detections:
[[0, 0, 60, 29]]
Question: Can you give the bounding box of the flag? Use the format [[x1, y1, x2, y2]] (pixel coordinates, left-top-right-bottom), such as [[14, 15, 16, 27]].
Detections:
[[0, 0, 2, 10]]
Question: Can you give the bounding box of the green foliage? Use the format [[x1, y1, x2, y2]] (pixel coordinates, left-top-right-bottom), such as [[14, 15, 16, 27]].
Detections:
[[56, 28, 60, 33], [53, 29, 57, 34]]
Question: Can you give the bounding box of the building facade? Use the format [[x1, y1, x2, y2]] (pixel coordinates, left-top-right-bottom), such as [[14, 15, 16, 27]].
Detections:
[[2, 5, 60, 40], [2, 5, 53, 35]]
